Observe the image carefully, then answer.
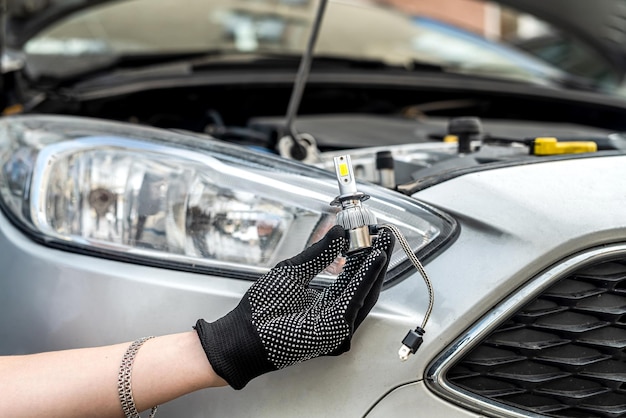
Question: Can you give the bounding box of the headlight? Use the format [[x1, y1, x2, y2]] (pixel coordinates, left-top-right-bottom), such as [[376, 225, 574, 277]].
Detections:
[[0, 115, 456, 283]]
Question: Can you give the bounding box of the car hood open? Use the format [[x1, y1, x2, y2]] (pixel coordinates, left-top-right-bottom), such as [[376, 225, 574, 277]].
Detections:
[[4, 0, 626, 81], [496, 0, 626, 81], [4, 0, 111, 48]]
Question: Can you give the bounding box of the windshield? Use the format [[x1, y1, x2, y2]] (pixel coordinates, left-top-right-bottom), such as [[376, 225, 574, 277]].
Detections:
[[23, 0, 564, 84]]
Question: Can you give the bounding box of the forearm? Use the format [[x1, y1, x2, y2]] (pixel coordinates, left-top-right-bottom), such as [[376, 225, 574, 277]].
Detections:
[[0, 331, 227, 418]]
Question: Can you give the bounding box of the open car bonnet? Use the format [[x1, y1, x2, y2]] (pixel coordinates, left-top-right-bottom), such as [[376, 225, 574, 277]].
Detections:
[[4, 0, 112, 48], [497, 0, 626, 82], [4, 0, 626, 81]]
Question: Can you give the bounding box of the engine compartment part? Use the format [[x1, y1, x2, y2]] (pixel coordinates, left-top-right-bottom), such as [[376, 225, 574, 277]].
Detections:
[[16, 68, 626, 192]]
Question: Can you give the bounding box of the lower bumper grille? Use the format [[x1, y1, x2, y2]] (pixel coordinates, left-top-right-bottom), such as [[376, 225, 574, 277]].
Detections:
[[433, 251, 626, 418]]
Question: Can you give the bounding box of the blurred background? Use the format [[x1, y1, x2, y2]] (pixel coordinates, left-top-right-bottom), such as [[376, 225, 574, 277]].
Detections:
[[381, 0, 549, 41], [8, 0, 617, 92]]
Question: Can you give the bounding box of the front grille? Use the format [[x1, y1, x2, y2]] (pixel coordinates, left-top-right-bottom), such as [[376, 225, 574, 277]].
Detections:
[[444, 258, 626, 417]]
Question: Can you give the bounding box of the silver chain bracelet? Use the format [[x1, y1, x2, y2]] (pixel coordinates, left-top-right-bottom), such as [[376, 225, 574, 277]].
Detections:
[[118, 336, 158, 418]]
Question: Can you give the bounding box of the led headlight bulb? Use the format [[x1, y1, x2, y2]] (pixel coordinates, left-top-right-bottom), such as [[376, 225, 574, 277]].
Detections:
[[331, 155, 377, 254]]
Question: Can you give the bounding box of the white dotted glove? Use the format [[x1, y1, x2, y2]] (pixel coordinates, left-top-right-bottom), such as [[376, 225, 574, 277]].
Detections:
[[195, 225, 394, 389]]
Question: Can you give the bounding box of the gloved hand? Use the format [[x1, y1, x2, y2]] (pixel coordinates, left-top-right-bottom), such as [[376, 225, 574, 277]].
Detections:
[[195, 225, 395, 389]]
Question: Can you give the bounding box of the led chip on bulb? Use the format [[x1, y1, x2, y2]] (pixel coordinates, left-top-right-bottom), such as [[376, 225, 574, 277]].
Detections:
[[338, 162, 349, 177], [333, 155, 358, 195]]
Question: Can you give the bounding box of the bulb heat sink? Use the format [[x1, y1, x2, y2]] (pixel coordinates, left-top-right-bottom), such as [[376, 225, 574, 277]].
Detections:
[[331, 155, 377, 254]]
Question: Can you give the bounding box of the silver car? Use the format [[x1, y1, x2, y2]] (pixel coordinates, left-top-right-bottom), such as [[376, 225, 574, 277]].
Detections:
[[2, 0, 626, 417]]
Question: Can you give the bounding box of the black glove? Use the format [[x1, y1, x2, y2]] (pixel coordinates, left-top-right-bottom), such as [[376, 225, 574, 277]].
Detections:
[[195, 225, 395, 389]]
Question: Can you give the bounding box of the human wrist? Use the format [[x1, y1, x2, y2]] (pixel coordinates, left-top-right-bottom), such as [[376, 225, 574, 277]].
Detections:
[[126, 332, 227, 412], [181, 331, 228, 389], [195, 298, 275, 390]]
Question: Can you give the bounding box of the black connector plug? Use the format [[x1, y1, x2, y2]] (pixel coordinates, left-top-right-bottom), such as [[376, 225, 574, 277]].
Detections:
[[398, 327, 424, 361]]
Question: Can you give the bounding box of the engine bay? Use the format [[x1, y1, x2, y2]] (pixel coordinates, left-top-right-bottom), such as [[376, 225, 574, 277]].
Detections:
[[26, 77, 626, 190]]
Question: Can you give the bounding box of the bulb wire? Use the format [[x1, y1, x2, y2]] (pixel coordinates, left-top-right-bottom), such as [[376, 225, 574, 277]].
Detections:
[[380, 224, 434, 329]]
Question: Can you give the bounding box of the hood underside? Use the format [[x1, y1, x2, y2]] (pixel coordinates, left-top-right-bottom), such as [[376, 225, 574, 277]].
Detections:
[[4, 0, 626, 83], [497, 0, 626, 81]]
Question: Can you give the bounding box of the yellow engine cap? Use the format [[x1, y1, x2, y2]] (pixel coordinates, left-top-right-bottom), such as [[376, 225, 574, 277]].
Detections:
[[533, 137, 598, 156]]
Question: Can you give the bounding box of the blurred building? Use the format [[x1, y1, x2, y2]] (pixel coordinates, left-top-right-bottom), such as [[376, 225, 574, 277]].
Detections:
[[380, 0, 548, 42]]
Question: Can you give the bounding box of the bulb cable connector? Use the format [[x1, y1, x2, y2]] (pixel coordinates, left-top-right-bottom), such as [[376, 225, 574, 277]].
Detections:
[[331, 155, 434, 361]]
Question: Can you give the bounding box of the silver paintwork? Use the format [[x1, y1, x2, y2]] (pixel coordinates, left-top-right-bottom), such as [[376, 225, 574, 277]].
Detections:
[[3, 153, 626, 416]]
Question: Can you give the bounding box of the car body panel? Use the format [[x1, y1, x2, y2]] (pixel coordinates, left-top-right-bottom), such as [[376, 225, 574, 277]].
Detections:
[[365, 382, 480, 417], [0, 205, 421, 417], [2, 1, 626, 416], [386, 154, 626, 366], [3, 150, 626, 416], [373, 155, 626, 415]]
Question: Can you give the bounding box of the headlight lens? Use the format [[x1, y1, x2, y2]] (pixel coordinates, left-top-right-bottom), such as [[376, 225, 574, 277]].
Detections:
[[33, 137, 321, 268], [0, 115, 456, 283]]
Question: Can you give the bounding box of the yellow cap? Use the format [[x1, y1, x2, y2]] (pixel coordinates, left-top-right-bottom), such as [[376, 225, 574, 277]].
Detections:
[[2, 104, 23, 115], [533, 137, 597, 156], [443, 135, 459, 143]]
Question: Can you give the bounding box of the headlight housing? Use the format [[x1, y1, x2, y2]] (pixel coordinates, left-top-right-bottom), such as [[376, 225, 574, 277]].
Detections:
[[0, 115, 456, 284]]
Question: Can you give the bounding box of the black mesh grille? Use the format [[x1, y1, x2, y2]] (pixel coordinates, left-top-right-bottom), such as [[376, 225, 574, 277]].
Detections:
[[446, 260, 626, 417]]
